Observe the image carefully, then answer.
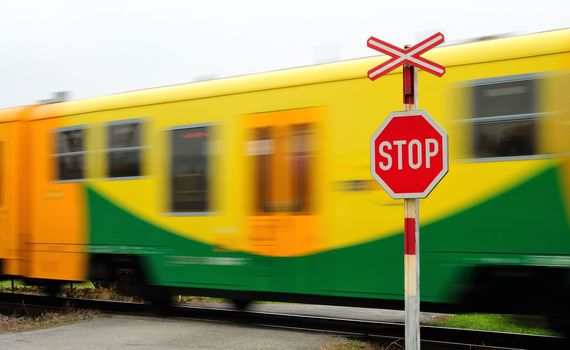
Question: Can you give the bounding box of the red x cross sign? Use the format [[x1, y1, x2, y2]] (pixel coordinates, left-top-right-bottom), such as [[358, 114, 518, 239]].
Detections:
[[367, 32, 445, 80]]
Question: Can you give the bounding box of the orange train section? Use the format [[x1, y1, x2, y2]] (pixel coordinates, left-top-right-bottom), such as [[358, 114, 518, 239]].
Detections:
[[0, 104, 87, 282], [28, 104, 87, 281], [0, 106, 29, 277]]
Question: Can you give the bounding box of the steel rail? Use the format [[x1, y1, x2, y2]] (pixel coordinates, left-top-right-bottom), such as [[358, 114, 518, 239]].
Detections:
[[0, 292, 566, 350]]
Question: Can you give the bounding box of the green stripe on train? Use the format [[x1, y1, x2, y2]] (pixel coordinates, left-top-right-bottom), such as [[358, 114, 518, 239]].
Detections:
[[87, 165, 569, 302]]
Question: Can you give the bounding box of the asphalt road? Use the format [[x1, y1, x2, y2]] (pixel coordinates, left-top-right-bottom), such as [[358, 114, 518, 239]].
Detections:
[[0, 303, 444, 349], [0, 314, 335, 350]]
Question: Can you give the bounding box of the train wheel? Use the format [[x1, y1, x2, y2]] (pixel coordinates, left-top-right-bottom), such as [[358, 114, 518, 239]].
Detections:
[[546, 284, 570, 338], [145, 289, 173, 316], [547, 314, 570, 338], [42, 283, 62, 297], [148, 293, 172, 308], [231, 299, 252, 311]]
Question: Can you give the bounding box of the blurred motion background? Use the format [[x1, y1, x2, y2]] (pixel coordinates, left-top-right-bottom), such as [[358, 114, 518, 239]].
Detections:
[[0, 0, 568, 107], [0, 0, 569, 338]]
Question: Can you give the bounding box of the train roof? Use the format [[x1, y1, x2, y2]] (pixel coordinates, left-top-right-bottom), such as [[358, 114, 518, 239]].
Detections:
[[0, 105, 42, 123], [30, 28, 570, 120], [0, 107, 25, 123]]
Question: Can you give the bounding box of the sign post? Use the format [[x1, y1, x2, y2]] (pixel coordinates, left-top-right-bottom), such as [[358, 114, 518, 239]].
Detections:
[[368, 33, 448, 350], [404, 61, 421, 350]]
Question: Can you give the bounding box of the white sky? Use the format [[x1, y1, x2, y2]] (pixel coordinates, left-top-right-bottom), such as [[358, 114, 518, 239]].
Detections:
[[0, 0, 568, 108]]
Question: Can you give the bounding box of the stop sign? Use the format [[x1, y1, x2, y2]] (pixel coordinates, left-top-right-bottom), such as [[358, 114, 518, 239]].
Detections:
[[370, 110, 448, 199]]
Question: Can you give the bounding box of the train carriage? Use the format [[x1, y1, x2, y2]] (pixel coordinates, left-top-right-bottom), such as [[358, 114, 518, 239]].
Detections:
[[0, 28, 569, 328]]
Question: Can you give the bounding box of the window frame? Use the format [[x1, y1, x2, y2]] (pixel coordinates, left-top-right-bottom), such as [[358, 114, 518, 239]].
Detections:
[[458, 73, 550, 163], [54, 125, 87, 183], [105, 118, 145, 180], [166, 123, 215, 216]]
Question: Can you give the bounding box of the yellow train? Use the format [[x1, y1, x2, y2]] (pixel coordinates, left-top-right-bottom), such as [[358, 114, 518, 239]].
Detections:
[[0, 28, 569, 331]]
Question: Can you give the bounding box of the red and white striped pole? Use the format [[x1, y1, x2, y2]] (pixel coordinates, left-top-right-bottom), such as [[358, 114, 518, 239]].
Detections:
[[403, 56, 420, 349]]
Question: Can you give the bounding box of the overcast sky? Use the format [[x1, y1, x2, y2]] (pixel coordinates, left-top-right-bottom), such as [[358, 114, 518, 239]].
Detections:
[[0, 0, 567, 108]]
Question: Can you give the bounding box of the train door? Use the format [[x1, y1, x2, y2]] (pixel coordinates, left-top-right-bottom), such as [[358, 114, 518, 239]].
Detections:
[[27, 117, 87, 281], [244, 108, 321, 292]]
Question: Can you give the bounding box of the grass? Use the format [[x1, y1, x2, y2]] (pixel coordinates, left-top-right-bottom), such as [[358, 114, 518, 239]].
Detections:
[[428, 313, 556, 336], [62, 286, 142, 302], [64, 286, 223, 304], [0, 281, 223, 334], [0, 309, 97, 333], [0, 280, 224, 305], [175, 295, 224, 304], [320, 338, 403, 350], [322, 313, 558, 349]]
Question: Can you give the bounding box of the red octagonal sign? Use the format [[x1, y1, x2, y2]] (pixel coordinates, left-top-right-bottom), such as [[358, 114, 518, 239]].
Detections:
[[370, 110, 448, 199]]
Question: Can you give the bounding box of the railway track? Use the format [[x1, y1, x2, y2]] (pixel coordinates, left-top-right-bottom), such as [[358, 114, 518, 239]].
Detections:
[[0, 292, 566, 350]]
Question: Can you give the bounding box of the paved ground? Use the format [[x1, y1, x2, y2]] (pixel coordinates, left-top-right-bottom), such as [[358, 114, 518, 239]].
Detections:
[[0, 303, 445, 349], [0, 314, 336, 350]]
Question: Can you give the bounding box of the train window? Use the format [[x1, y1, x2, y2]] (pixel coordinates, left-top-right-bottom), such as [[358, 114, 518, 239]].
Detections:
[[170, 125, 210, 213], [291, 124, 314, 213], [249, 123, 315, 214], [55, 127, 85, 181], [471, 77, 538, 158], [107, 121, 142, 178], [252, 127, 272, 213]]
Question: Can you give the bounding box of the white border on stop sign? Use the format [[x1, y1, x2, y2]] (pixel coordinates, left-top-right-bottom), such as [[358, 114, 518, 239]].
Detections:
[[370, 109, 449, 199]]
